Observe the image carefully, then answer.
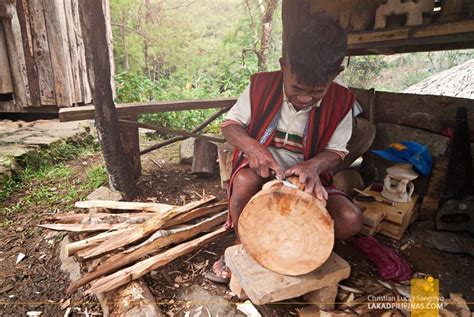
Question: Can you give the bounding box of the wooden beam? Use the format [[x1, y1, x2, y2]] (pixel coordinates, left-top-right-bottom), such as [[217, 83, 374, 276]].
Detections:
[[140, 107, 229, 155], [348, 20, 474, 45], [59, 98, 236, 122], [119, 119, 225, 143], [282, 0, 310, 58], [0, 24, 13, 93]]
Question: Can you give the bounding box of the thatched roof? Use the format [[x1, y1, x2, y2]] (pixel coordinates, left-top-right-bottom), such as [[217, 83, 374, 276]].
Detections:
[[403, 59, 474, 100]]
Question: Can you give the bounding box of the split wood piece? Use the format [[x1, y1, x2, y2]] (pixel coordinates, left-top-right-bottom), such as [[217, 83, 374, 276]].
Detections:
[[225, 245, 350, 305], [45, 212, 155, 224], [75, 200, 176, 213], [85, 227, 227, 294], [379, 206, 419, 241], [163, 200, 227, 228], [217, 143, 234, 189], [303, 285, 339, 311], [239, 181, 333, 275], [67, 211, 227, 293], [191, 139, 218, 177], [65, 199, 225, 257], [76, 196, 216, 259], [356, 187, 419, 225], [229, 275, 249, 300], [39, 223, 136, 232], [119, 119, 225, 144]]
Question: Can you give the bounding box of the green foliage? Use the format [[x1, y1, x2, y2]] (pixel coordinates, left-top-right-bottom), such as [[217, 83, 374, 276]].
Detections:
[[341, 56, 387, 89]]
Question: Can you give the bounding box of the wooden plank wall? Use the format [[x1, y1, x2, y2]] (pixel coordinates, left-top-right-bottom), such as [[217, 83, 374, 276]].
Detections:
[[0, 0, 93, 110]]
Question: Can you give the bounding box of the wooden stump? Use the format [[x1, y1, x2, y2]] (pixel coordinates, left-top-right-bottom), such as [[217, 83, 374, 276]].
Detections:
[[191, 139, 217, 177], [238, 180, 334, 276]]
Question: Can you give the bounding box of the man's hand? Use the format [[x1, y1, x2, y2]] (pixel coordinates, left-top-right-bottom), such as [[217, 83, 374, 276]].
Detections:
[[244, 142, 284, 179], [221, 123, 284, 179], [285, 160, 328, 200]]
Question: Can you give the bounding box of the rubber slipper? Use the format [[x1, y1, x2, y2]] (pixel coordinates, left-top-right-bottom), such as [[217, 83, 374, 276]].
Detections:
[[205, 256, 231, 284]]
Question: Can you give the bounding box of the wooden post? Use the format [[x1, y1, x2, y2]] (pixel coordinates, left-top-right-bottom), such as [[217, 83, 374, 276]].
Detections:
[[79, 0, 138, 199], [217, 142, 234, 189], [282, 0, 310, 58], [191, 139, 218, 177], [119, 115, 141, 179]]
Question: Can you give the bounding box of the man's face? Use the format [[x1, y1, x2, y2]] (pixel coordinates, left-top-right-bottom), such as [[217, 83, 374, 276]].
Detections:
[[280, 58, 335, 110]]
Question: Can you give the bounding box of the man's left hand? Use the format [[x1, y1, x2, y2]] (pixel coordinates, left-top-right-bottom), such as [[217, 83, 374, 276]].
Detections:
[[285, 160, 328, 201]]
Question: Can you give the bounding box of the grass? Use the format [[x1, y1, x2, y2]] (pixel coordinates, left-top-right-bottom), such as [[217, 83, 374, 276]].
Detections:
[[0, 139, 107, 227]]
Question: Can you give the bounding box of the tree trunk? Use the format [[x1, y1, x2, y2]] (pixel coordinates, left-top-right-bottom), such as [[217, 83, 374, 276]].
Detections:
[[143, 0, 151, 78], [191, 139, 218, 177], [256, 0, 278, 72], [238, 179, 334, 276], [79, 0, 138, 200]]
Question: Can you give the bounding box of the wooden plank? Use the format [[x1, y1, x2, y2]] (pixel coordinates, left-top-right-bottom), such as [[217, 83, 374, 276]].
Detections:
[[225, 245, 350, 305], [1, 1, 31, 107], [63, 0, 82, 103], [16, 0, 41, 107], [85, 227, 227, 294], [43, 0, 73, 108], [348, 20, 474, 45], [70, 0, 91, 104], [59, 97, 236, 122], [0, 24, 13, 93], [39, 223, 136, 232], [75, 200, 176, 213], [379, 206, 419, 240], [28, 0, 56, 105], [45, 212, 155, 223], [282, 0, 310, 58], [0, 101, 57, 113]]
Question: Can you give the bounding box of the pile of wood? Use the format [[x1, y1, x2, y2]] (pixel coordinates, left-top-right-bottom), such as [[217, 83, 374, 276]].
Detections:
[[355, 186, 419, 240], [40, 196, 228, 294]]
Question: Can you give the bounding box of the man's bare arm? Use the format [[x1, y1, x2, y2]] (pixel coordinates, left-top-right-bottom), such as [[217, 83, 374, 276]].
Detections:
[[222, 124, 284, 178]]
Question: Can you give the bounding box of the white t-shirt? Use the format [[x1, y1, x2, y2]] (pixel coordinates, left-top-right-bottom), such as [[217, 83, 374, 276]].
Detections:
[[223, 80, 353, 170]]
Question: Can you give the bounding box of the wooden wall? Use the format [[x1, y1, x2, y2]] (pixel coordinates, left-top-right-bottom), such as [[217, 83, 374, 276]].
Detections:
[[0, 0, 98, 112]]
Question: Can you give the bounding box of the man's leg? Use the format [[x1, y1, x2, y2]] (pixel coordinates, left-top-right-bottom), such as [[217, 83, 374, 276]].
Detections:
[[326, 195, 364, 240], [229, 168, 266, 238]]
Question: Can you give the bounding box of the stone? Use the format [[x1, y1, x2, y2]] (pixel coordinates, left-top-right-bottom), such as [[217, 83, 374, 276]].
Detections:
[[59, 236, 82, 281], [23, 136, 62, 146], [0, 131, 38, 143], [176, 285, 242, 316], [0, 144, 37, 158], [86, 186, 122, 201], [225, 245, 350, 305], [179, 137, 195, 164]]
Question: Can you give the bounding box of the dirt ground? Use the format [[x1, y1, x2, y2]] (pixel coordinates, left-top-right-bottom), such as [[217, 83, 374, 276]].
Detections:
[[0, 139, 472, 316]]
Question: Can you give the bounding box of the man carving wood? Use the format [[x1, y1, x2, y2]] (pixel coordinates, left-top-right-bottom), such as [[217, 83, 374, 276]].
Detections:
[[208, 14, 363, 283]]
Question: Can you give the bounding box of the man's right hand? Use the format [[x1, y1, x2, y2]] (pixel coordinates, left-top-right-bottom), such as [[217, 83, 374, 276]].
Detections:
[[243, 141, 284, 179], [221, 123, 284, 179]]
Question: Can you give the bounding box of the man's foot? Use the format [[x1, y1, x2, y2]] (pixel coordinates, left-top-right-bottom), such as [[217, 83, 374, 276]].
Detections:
[[205, 256, 231, 284]]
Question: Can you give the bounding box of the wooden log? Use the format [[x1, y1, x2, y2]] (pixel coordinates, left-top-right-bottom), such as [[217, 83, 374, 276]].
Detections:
[[66, 211, 227, 293], [238, 180, 334, 276], [43, 0, 74, 108], [217, 142, 234, 189], [1, 0, 31, 107], [77, 196, 216, 259], [191, 139, 218, 177], [85, 227, 227, 294], [75, 200, 175, 213], [28, 0, 55, 105], [0, 24, 13, 93]]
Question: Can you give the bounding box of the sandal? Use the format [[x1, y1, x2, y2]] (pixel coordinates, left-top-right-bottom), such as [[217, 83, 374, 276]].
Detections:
[[205, 256, 231, 284]]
